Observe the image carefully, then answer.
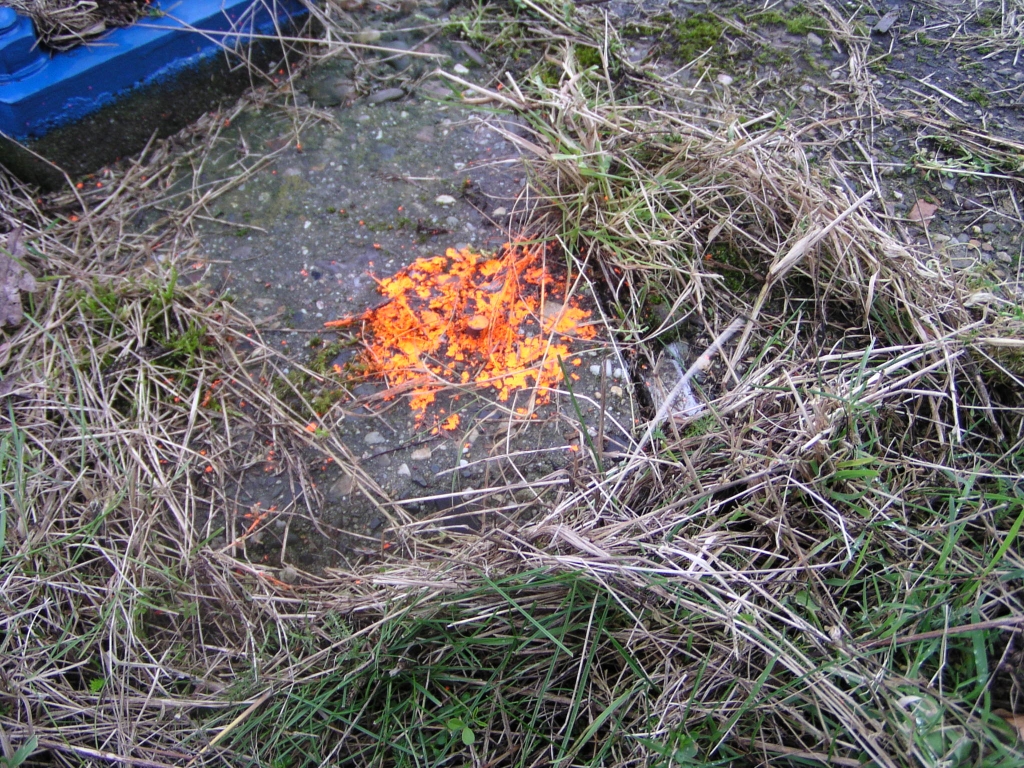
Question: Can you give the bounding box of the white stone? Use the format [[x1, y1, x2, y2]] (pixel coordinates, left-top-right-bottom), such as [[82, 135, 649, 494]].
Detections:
[[411, 447, 432, 461], [716, 73, 733, 86], [397, 463, 411, 477], [435, 194, 457, 206], [364, 431, 386, 445], [453, 63, 470, 75]]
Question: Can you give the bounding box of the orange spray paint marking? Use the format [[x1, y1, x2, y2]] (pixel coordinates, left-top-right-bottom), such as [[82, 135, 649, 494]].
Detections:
[[325, 241, 596, 422]]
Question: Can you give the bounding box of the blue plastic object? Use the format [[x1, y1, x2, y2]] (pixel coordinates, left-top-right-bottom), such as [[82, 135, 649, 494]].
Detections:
[[0, 0, 308, 141]]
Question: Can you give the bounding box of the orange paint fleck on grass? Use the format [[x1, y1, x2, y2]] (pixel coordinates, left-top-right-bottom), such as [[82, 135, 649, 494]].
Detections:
[[327, 241, 596, 420]]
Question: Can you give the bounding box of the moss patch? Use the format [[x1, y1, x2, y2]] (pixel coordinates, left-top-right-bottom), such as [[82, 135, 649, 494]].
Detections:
[[670, 13, 725, 65]]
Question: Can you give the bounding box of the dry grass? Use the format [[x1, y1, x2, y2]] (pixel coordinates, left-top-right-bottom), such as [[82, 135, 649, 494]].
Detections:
[[2, 1, 1024, 766], [5, 0, 145, 50]]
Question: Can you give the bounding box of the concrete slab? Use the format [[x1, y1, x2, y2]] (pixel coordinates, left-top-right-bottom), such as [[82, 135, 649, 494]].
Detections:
[[186, 92, 639, 569]]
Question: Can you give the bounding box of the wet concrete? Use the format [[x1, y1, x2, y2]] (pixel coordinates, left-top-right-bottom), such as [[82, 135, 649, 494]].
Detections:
[[190, 80, 638, 571]]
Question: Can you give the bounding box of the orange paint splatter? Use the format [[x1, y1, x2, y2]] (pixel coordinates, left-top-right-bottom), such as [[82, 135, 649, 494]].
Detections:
[[329, 242, 596, 421]]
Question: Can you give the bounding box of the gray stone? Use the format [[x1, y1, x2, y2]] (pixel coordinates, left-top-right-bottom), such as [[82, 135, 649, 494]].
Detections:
[[327, 474, 355, 500], [982, 222, 998, 234], [874, 10, 899, 34], [307, 78, 354, 107], [383, 41, 412, 71], [364, 430, 386, 445], [368, 88, 405, 104], [458, 42, 486, 67], [807, 32, 823, 47]]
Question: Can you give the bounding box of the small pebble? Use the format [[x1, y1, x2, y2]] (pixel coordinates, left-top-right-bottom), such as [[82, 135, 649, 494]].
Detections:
[[995, 251, 1012, 263], [492, 207, 507, 217], [368, 88, 405, 104], [716, 73, 733, 86], [280, 566, 298, 584], [397, 463, 411, 477], [356, 29, 381, 43], [589, 364, 601, 376], [411, 447, 432, 461], [328, 474, 355, 499], [807, 32, 823, 47], [610, 385, 623, 397], [364, 431, 386, 445], [453, 63, 470, 75], [435, 194, 457, 205], [458, 42, 485, 66], [874, 10, 898, 33]]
